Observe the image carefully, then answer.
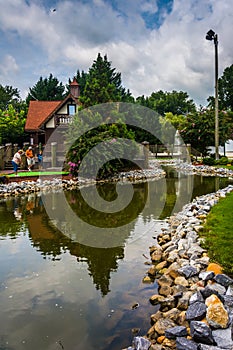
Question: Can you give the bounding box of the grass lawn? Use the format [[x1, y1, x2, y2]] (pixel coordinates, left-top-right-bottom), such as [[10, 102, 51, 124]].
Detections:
[[8, 171, 69, 177], [200, 191, 233, 276]]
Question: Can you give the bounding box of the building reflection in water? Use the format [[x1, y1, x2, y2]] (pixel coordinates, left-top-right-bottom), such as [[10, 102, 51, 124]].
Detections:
[[1, 172, 229, 297]]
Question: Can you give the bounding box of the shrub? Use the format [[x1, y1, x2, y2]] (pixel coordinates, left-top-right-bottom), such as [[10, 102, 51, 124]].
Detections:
[[217, 156, 229, 165], [202, 157, 215, 166]]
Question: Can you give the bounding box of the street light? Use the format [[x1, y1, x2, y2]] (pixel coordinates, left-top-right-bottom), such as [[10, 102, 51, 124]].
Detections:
[[206, 29, 219, 160]]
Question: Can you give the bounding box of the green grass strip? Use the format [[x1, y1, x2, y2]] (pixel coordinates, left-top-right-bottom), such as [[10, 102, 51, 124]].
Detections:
[[200, 191, 233, 276], [8, 171, 69, 177]]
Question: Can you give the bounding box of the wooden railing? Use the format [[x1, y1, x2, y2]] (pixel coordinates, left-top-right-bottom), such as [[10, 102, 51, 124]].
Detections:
[[0, 143, 30, 170], [55, 114, 73, 126]]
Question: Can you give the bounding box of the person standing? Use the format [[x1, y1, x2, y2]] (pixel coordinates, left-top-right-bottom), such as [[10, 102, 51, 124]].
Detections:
[[12, 149, 24, 176], [25, 146, 34, 171], [37, 150, 43, 170]]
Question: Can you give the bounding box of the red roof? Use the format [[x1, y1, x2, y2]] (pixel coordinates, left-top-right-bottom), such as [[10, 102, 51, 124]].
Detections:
[[70, 77, 79, 86], [25, 100, 62, 131]]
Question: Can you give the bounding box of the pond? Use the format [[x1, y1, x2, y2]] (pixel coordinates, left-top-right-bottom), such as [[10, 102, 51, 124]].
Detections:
[[0, 169, 232, 350]]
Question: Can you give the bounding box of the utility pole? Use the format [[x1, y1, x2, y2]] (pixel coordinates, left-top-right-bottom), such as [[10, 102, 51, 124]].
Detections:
[[206, 29, 219, 160]]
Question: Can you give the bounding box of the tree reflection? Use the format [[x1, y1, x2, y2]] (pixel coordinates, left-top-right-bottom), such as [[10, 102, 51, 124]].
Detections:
[[1, 173, 230, 296]]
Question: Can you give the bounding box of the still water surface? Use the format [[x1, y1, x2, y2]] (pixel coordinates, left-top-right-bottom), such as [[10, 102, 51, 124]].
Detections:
[[0, 170, 232, 350]]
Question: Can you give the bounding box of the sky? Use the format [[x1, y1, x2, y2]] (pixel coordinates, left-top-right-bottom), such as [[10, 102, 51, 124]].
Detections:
[[0, 0, 232, 106]]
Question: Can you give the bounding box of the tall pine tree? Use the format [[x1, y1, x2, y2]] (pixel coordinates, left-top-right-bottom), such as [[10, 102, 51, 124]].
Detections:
[[79, 53, 133, 108], [26, 73, 66, 103]]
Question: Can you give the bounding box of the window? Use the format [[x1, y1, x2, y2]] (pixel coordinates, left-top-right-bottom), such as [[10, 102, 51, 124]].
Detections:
[[68, 104, 76, 115]]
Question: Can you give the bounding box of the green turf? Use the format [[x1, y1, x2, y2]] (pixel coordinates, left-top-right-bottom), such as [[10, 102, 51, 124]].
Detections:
[[8, 171, 69, 177], [200, 191, 233, 276]]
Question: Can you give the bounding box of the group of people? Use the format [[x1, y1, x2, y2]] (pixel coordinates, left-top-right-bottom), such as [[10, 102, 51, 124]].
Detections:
[[12, 146, 43, 176]]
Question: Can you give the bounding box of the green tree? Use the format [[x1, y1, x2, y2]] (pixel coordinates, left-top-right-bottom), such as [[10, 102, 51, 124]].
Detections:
[[207, 64, 233, 111], [79, 53, 134, 108], [74, 70, 88, 95], [163, 112, 187, 131], [0, 104, 28, 145], [0, 84, 22, 111], [26, 73, 66, 103], [137, 90, 196, 116], [66, 106, 137, 179], [179, 110, 214, 155], [179, 108, 233, 155]]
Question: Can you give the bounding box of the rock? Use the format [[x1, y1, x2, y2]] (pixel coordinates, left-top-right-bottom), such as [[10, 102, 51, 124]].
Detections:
[[201, 285, 225, 302], [159, 296, 177, 311], [214, 274, 233, 288], [178, 265, 198, 279], [176, 337, 198, 350], [165, 325, 188, 339], [167, 251, 179, 263], [195, 256, 210, 267], [186, 302, 207, 321], [206, 281, 226, 295], [172, 284, 188, 295], [163, 308, 181, 322], [148, 265, 158, 277], [177, 291, 193, 310], [189, 291, 204, 305], [206, 263, 223, 275], [154, 318, 176, 335], [166, 262, 181, 279], [149, 344, 162, 350], [212, 327, 233, 349], [174, 276, 189, 287], [157, 274, 173, 287], [161, 337, 176, 349], [226, 284, 233, 296], [156, 335, 165, 344], [159, 284, 172, 297], [177, 310, 188, 326], [163, 244, 178, 254], [151, 250, 162, 262], [142, 276, 153, 283], [190, 321, 215, 345], [150, 311, 163, 324], [187, 244, 205, 257], [199, 271, 215, 282], [147, 325, 157, 339], [222, 295, 233, 310], [198, 345, 226, 350], [155, 261, 167, 271], [206, 294, 229, 329], [150, 294, 165, 305], [130, 336, 151, 350]]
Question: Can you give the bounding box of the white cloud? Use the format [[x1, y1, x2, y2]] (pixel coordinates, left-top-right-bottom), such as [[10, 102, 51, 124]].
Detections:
[[0, 54, 19, 82], [0, 0, 232, 104]]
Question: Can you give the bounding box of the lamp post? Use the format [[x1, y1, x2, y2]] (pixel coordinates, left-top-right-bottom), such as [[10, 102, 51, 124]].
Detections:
[[206, 29, 219, 160]]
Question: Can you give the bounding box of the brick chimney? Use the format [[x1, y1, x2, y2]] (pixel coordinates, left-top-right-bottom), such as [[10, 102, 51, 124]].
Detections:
[[70, 78, 80, 98]]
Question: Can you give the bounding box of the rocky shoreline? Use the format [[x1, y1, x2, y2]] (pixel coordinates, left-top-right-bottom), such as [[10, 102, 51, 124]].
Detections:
[[127, 184, 233, 350], [1, 160, 233, 199], [0, 163, 167, 198]]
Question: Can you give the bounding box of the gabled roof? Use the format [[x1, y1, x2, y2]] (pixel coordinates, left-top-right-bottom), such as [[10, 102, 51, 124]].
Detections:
[[25, 94, 80, 132], [25, 100, 62, 131]]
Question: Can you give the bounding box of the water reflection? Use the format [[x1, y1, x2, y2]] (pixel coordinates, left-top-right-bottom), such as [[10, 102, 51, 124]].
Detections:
[[0, 172, 232, 350]]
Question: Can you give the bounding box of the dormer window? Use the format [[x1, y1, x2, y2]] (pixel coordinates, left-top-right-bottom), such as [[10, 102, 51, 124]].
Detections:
[[68, 104, 76, 115]]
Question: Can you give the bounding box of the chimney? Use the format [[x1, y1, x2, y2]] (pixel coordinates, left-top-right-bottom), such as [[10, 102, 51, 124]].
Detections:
[[70, 78, 80, 98]]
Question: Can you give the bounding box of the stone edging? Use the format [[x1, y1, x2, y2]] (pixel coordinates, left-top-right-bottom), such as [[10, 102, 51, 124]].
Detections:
[[157, 160, 233, 178], [0, 166, 166, 198], [127, 185, 233, 350]]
